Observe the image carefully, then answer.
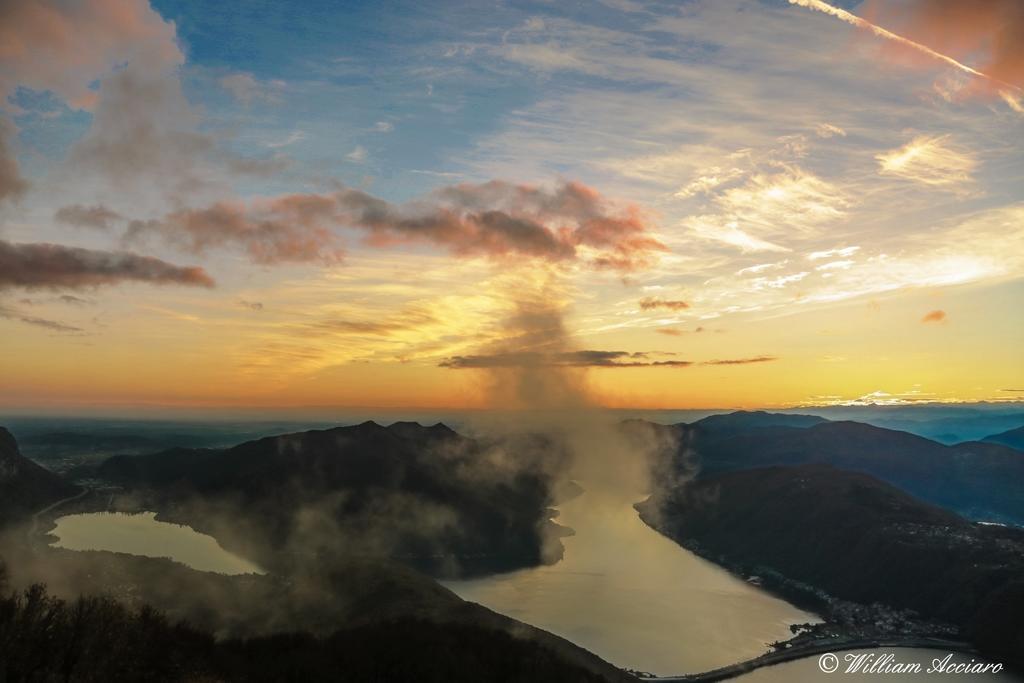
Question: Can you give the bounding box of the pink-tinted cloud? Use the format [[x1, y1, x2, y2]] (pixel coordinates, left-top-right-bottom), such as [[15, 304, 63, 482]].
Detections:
[[0, 240, 214, 290], [0, 0, 182, 110], [128, 180, 666, 270]]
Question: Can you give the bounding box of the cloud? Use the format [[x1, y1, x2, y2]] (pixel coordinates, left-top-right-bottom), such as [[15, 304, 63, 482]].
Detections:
[[815, 123, 847, 138], [440, 350, 693, 369], [703, 356, 778, 365], [686, 216, 790, 253], [69, 62, 216, 197], [346, 146, 368, 163], [18, 294, 93, 306], [305, 308, 439, 338], [128, 180, 665, 271], [0, 308, 84, 334], [685, 162, 849, 253], [126, 199, 348, 266], [638, 297, 690, 311], [0, 240, 214, 290], [219, 73, 285, 105], [921, 309, 947, 323], [0, 0, 183, 110], [0, 118, 29, 204], [266, 131, 305, 149], [372, 121, 394, 133], [807, 246, 860, 260], [239, 300, 264, 311], [55, 204, 123, 229], [876, 135, 977, 190], [654, 328, 683, 336], [674, 166, 745, 198], [1, 2, 275, 200], [861, 0, 1024, 91], [441, 350, 776, 368]]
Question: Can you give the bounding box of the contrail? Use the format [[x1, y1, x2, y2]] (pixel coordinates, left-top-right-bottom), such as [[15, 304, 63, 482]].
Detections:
[[788, 0, 1021, 95]]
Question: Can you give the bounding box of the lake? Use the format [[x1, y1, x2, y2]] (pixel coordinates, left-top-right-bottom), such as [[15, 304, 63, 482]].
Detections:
[[50, 511, 264, 576], [445, 486, 818, 676]]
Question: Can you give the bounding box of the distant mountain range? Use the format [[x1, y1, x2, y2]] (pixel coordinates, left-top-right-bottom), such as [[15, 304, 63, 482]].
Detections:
[[98, 421, 570, 577], [982, 425, 1024, 452], [667, 412, 1024, 526], [0, 426, 79, 524], [637, 463, 1024, 668]]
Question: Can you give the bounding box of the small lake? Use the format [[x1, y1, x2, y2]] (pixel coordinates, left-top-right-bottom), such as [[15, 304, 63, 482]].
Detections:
[[50, 511, 264, 576], [732, 648, 1023, 682], [445, 487, 817, 676]]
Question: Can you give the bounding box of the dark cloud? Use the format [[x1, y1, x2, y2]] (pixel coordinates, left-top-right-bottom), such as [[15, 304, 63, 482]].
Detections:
[[239, 300, 264, 311], [55, 204, 123, 230], [0, 305, 83, 334], [639, 297, 690, 311], [0, 240, 215, 291], [921, 309, 947, 323], [440, 350, 692, 369], [0, 118, 29, 204], [703, 356, 777, 365], [58, 294, 92, 305], [126, 180, 665, 270], [17, 294, 93, 306]]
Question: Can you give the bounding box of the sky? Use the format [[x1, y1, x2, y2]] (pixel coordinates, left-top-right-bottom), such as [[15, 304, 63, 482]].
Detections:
[[1, 0, 1022, 414]]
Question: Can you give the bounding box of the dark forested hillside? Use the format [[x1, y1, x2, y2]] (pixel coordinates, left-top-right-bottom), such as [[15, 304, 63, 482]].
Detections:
[[0, 560, 629, 683], [671, 416, 1024, 525], [637, 464, 1024, 666], [0, 427, 79, 525], [98, 421, 569, 576]]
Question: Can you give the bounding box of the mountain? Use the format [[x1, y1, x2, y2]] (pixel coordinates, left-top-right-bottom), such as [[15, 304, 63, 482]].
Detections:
[[0, 426, 79, 525], [690, 410, 827, 437], [981, 425, 1024, 452], [671, 417, 1024, 525], [637, 464, 1024, 667], [98, 421, 569, 577]]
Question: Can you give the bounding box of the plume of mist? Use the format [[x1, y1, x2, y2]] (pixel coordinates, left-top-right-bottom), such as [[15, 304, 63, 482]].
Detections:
[[457, 267, 684, 514]]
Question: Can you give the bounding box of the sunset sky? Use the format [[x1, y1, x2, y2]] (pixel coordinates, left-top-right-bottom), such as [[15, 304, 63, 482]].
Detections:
[[1, 0, 1022, 414]]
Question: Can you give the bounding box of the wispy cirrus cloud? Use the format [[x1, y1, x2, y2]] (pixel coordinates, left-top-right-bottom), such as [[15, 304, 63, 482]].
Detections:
[[876, 135, 977, 190]]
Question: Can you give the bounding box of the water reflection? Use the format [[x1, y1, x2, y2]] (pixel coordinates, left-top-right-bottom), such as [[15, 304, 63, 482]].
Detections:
[[446, 488, 817, 676], [50, 511, 263, 576]]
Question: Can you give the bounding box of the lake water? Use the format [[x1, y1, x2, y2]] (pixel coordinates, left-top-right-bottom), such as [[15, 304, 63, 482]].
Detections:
[[50, 511, 264, 576], [732, 648, 1023, 682], [445, 488, 818, 676]]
